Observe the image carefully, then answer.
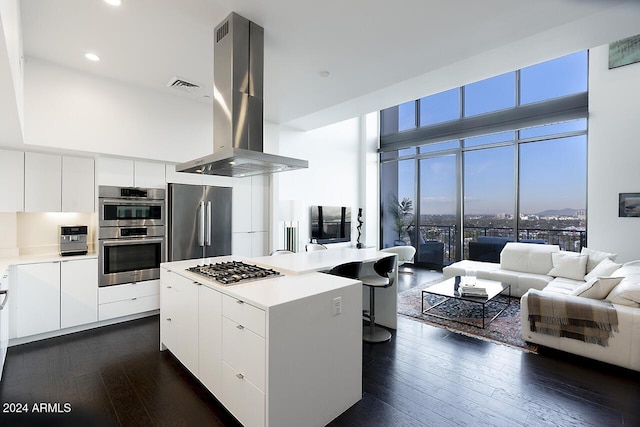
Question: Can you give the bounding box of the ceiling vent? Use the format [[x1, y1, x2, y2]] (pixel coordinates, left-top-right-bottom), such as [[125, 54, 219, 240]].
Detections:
[[167, 77, 201, 94]]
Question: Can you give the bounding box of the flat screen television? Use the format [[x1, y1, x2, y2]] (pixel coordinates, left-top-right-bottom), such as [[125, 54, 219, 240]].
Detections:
[[310, 206, 351, 244]]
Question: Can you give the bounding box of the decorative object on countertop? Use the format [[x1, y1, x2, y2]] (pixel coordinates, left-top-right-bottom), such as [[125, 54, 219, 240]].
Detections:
[[356, 208, 363, 249], [280, 200, 303, 252]]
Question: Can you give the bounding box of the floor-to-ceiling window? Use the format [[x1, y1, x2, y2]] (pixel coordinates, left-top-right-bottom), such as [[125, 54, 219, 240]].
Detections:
[[380, 51, 588, 267]]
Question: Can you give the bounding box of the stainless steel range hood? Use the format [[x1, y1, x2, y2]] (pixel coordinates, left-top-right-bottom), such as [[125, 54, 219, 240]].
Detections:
[[177, 12, 308, 177]]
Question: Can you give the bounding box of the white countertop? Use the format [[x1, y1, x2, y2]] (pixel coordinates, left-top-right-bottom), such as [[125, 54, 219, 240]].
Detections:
[[161, 255, 363, 310], [250, 247, 393, 275], [0, 252, 98, 275]]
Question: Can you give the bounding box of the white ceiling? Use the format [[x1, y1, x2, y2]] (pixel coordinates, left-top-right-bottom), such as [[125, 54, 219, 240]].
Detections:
[[19, 0, 640, 131]]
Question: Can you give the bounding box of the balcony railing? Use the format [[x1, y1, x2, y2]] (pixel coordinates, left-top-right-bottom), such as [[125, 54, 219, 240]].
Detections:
[[416, 224, 587, 263]]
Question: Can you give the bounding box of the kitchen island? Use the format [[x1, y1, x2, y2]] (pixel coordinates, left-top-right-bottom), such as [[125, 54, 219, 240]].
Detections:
[[160, 256, 363, 427]]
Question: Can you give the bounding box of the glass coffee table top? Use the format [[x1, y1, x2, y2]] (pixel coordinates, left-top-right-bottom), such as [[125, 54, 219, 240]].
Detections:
[[426, 276, 508, 300], [421, 276, 511, 328]]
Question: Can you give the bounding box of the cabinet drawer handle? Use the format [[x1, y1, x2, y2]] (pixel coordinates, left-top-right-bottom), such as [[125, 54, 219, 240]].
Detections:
[[236, 300, 244, 305], [0, 289, 8, 310], [236, 324, 244, 330], [166, 285, 172, 289], [166, 317, 172, 322], [131, 297, 137, 301], [236, 373, 244, 380]]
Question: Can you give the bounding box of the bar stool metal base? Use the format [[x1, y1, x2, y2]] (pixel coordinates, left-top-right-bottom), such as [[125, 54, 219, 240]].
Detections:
[[362, 324, 392, 343]]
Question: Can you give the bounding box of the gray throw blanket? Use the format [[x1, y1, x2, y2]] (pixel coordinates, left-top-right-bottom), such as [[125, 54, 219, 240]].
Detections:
[[527, 289, 618, 347]]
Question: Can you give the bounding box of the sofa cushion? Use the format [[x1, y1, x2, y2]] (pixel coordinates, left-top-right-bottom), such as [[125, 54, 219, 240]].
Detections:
[[516, 272, 554, 292], [544, 277, 585, 295], [581, 247, 618, 273], [442, 260, 500, 280], [584, 258, 623, 282], [500, 242, 560, 275], [570, 276, 623, 299], [606, 276, 640, 307], [548, 252, 588, 281]]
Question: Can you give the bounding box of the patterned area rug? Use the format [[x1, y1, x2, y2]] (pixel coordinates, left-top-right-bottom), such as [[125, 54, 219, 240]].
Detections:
[[398, 280, 538, 353]]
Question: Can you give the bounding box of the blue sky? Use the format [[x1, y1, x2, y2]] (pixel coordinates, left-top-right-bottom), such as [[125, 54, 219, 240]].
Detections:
[[392, 51, 588, 216]]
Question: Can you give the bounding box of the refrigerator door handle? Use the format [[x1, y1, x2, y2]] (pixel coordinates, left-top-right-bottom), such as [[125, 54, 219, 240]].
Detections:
[[198, 201, 205, 247], [206, 201, 212, 246]]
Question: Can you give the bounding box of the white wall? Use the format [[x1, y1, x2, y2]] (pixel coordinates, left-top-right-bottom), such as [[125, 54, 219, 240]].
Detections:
[[587, 44, 640, 262], [0, 0, 23, 146], [23, 58, 212, 162], [273, 117, 378, 249]]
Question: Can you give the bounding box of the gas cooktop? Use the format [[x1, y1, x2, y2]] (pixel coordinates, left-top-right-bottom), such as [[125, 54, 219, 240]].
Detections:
[[186, 261, 281, 286]]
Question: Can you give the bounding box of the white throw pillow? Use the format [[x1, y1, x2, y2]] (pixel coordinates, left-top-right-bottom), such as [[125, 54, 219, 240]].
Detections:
[[570, 276, 623, 299], [580, 247, 618, 274], [584, 258, 622, 282], [548, 252, 588, 281], [606, 278, 640, 307]]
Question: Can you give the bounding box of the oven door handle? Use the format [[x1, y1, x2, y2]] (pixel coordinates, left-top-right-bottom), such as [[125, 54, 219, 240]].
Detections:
[[198, 201, 205, 247], [101, 199, 164, 206], [102, 238, 164, 246]]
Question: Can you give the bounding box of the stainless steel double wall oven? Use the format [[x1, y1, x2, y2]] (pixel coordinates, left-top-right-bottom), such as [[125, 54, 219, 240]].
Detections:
[[98, 186, 165, 287]]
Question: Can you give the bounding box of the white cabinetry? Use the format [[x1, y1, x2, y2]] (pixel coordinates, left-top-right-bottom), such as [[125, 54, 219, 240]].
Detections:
[[60, 259, 98, 329], [221, 295, 266, 427], [160, 271, 199, 374], [24, 152, 62, 212], [15, 262, 61, 337], [14, 258, 100, 338], [0, 149, 24, 212], [98, 280, 159, 321], [24, 152, 94, 213], [98, 158, 165, 188], [198, 285, 222, 396], [0, 269, 9, 380], [232, 175, 269, 257], [62, 156, 95, 212]]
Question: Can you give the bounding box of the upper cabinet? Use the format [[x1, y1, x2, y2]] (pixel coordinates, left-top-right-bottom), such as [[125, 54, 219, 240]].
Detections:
[[62, 156, 95, 212], [98, 158, 165, 188], [24, 152, 94, 213], [24, 152, 62, 212], [0, 149, 24, 212]]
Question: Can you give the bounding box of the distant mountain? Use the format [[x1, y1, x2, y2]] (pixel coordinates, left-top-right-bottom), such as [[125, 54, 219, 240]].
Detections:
[[536, 208, 579, 217]]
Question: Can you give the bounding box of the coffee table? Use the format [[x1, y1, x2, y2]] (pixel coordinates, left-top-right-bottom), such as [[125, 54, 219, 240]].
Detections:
[[421, 276, 510, 328]]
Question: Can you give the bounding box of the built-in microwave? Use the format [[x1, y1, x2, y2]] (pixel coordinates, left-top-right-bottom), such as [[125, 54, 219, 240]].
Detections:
[[99, 186, 165, 227]]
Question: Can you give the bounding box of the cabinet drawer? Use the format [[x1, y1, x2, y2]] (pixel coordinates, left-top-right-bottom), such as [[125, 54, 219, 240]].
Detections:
[[99, 280, 160, 304], [222, 295, 265, 337], [99, 294, 159, 321], [222, 361, 265, 427], [222, 317, 265, 392], [162, 271, 197, 293]]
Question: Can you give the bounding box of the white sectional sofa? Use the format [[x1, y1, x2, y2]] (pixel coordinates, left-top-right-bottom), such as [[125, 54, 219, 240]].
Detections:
[[443, 242, 640, 371]]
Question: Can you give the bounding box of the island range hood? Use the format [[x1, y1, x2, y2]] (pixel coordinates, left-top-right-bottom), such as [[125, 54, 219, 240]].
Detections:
[[177, 12, 308, 177]]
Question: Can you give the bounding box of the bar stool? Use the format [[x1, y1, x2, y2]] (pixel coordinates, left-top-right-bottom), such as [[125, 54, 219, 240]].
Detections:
[[327, 261, 362, 280], [360, 255, 396, 343], [381, 246, 416, 274], [270, 249, 294, 256]]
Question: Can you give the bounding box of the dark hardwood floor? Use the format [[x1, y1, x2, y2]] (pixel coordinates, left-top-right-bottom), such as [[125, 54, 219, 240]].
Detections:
[[1, 270, 639, 426]]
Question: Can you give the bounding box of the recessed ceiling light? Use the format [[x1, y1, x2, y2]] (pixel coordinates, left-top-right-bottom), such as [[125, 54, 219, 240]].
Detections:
[[104, 0, 122, 6], [319, 70, 330, 78], [84, 53, 100, 62]]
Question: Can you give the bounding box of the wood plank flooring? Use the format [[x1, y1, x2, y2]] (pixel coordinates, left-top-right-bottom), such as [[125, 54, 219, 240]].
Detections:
[[1, 274, 639, 426]]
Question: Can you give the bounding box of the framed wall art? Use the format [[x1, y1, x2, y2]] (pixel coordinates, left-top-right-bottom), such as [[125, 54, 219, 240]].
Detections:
[[609, 34, 640, 69], [619, 193, 640, 217]]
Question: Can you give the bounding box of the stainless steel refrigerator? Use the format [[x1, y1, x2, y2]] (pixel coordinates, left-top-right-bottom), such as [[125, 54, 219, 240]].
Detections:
[[168, 183, 232, 261]]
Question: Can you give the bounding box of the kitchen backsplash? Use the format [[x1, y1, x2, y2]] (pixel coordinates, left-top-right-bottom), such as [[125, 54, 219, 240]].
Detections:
[[0, 212, 97, 257]]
